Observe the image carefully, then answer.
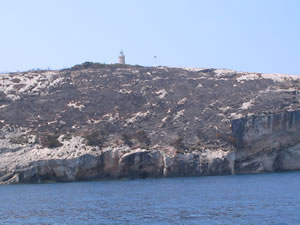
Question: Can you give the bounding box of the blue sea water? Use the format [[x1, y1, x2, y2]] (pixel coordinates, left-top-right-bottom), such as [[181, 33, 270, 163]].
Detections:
[[0, 172, 300, 225]]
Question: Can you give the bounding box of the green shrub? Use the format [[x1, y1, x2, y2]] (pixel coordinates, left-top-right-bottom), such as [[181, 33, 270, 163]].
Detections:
[[133, 130, 151, 146], [216, 132, 237, 146], [62, 133, 72, 141], [122, 130, 151, 147], [85, 130, 105, 147], [70, 62, 106, 70], [196, 129, 208, 140], [41, 135, 63, 148], [122, 133, 133, 147], [172, 137, 186, 151], [9, 135, 28, 145]]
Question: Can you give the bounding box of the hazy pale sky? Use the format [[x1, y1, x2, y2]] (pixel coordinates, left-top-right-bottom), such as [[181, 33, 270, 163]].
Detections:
[[1, 0, 300, 74]]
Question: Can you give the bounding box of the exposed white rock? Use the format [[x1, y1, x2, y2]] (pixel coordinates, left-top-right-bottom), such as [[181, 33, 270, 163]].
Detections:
[[0, 105, 8, 110], [183, 67, 206, 72], [219, 106, 231, 112], [173, 110, 185, 120], [87, 119, 102, 124], [103, 112, 120, 122], [177, 98, 187, 105], [236, 73, 260, 82], [196, 83, 203, 88], [67, 101, 85, 111], [155, 89, 167, 99], [126, 111, 150, 124], [161, 116, 169, 123], [214, 68, 236, 77], [240, 100, 255, 110], [261, 73, 300, 82], [120, 83, 131, 87], [202, 148, 228, 162], [0, 71, 62, 100], [118, 89, 132, 94], [230, 112, 243, 119], [47, 120, 57, 125]]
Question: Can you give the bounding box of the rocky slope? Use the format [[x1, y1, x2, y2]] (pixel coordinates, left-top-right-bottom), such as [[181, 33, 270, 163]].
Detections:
[[1, 62, 300, 183]]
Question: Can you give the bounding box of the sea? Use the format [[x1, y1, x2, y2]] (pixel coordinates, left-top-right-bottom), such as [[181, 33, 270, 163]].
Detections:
[[0, 171, 300, 225]]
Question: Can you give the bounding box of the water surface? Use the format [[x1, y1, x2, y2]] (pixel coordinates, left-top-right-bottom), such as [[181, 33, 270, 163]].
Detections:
[[0, 172, 299, 224]]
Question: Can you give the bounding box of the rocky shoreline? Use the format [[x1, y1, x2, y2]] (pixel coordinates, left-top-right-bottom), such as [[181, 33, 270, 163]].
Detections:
[[0, 133, 231, 184]]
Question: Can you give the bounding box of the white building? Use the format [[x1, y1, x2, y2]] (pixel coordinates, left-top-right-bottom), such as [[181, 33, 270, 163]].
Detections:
[[118, 50, 125, 64]]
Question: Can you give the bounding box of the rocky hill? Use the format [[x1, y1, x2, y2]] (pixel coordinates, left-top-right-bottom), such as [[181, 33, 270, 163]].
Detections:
[[1, 62, 300, 183]]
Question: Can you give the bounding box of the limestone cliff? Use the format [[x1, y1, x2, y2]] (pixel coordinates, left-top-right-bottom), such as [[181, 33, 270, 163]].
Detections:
[[232, 109, 300, 173], [1, 62, 300, 183]]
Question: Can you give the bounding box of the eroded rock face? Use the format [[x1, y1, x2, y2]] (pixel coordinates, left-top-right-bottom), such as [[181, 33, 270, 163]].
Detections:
[[0, 127, 231, 184], [0, 146, 231, 184], [232, 110, 300, 174], [1, 63, 300, 183]]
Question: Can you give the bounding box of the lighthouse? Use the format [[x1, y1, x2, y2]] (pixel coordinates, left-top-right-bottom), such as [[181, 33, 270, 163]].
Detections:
[[118, 50, 125, 64]]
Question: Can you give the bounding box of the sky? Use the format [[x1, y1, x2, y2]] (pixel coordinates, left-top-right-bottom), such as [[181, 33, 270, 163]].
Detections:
[[1, 0, 300, 74]]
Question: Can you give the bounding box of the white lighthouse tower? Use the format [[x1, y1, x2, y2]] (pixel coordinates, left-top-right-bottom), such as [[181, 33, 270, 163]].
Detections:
[[118, 50, 125, 64]]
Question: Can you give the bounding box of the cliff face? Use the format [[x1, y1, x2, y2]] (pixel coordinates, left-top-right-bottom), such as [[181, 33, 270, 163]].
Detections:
[[1, 62, 300, 183], [0, 145, 231, 184], [232, 110, 300, 174]]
